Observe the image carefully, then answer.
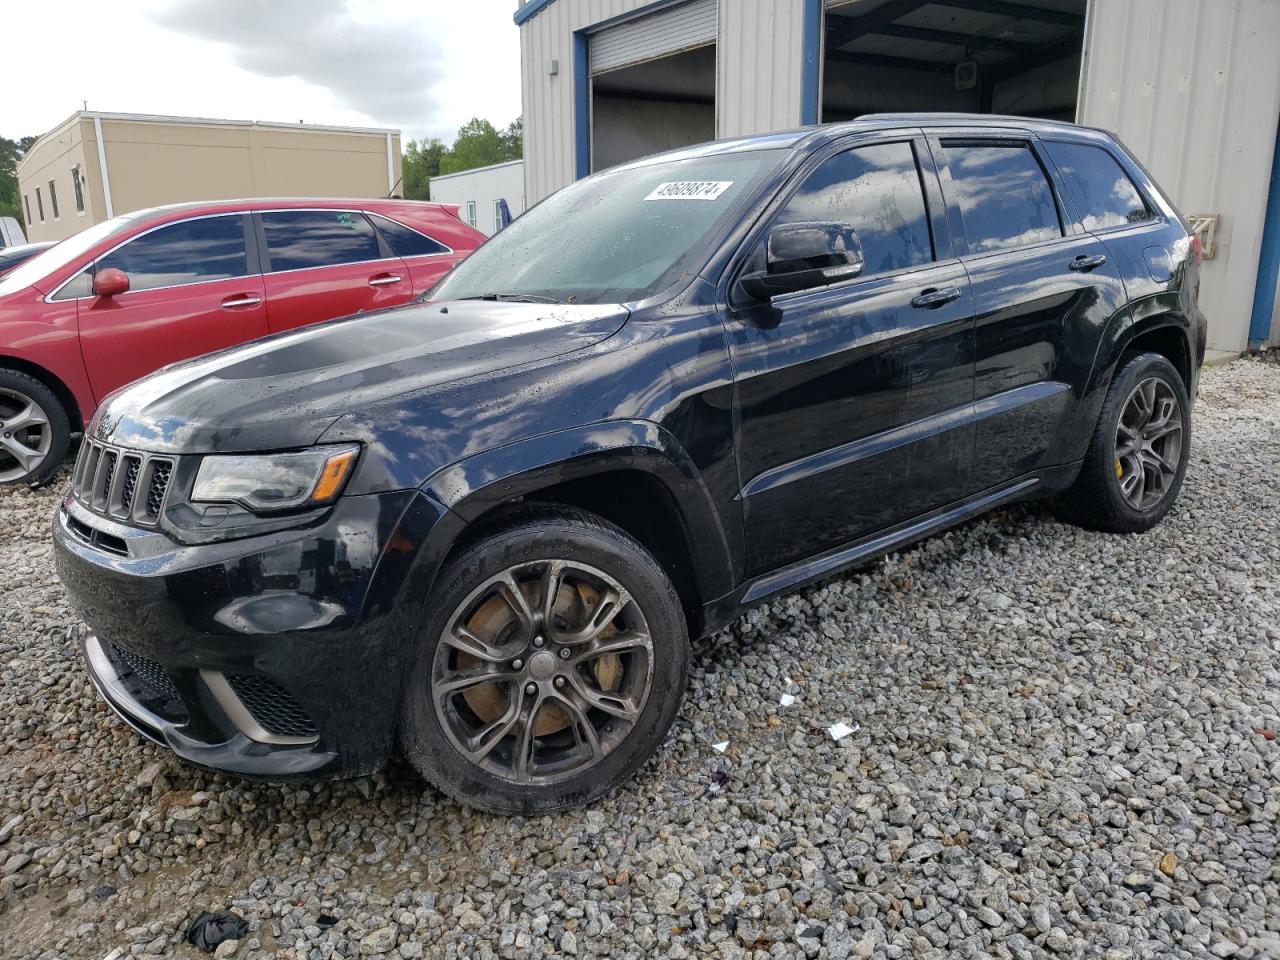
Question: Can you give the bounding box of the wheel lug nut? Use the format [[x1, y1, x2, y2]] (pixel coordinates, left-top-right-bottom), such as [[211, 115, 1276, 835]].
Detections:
[[554, 676, 566, 688], [512, 658, 523, 670], [525, 682, 537, 695], [532, 636, 544, 647], [559, 648, 571, 659]]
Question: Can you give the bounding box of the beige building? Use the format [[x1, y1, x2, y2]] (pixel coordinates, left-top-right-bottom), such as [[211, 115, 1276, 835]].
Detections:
[[16, 111, 403, 242]]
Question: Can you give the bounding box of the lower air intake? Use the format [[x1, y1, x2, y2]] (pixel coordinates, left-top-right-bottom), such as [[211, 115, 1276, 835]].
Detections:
[[226, 674, 317, 739]]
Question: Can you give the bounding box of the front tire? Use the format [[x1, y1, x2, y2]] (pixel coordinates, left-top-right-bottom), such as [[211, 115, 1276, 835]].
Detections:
[[1054, 351, 1191, 533], [0, 369, 70, 486], [398, 506, 689, 814]]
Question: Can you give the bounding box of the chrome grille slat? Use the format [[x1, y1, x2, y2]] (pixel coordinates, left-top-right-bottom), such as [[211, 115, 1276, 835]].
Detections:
[[90, 448, 112, 511], [70, 441, 174, 528], [98, 451, 117, 509]]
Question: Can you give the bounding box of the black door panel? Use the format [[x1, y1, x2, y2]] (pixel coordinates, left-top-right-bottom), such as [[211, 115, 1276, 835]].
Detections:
[[929, 134, 1131, 489], [729, 261, 975, 575], [964, 237, 1129, 486]]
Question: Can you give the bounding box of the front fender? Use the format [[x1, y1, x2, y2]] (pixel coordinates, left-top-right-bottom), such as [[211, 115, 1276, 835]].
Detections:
[[422, 419, 737, 606]]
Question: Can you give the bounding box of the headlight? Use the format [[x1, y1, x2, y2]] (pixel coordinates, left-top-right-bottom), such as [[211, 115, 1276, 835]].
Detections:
[[191, 445, 359, 512]]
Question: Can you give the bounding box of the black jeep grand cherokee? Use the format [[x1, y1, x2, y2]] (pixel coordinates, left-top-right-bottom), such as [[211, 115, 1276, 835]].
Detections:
[[55, 115, 1206, 813]]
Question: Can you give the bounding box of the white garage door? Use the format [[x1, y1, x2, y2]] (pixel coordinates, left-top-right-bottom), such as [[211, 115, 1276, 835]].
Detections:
[[589, 0, 717, 76]]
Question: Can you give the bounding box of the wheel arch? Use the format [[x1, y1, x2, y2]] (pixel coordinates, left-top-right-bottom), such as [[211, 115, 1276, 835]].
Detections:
[[0, 354, 85, 432], [1095, 308, 1195, 391], [422, 420, 738, 637], [1117, 322, 1193, 390]]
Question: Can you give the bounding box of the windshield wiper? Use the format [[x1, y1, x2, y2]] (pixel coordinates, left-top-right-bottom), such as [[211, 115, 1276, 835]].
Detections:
[[460, 293, 562, 304]]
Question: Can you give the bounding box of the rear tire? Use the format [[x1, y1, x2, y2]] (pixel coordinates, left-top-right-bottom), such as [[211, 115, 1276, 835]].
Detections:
[[398, 506, 689, 814], [1054, 352, 1190, 533], [0, 369, 70, 486]]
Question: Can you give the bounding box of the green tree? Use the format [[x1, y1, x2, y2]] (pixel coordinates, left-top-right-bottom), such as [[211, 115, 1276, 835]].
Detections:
[[439, 118, 508, 175], [401, 137, 446, 201], [500, 117, 524, 161], [0, 136, 35, 229]]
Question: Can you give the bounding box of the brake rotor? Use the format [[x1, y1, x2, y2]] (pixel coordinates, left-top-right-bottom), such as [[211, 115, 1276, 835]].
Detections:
[[457, 573, 623, 736]]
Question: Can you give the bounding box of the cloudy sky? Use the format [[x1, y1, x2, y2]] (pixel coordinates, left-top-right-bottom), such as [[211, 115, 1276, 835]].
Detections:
[[2, 0, 523, 145]]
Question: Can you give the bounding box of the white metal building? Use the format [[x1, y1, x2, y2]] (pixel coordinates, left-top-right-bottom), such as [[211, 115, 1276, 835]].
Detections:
[[428, 160, 526, 236], [515, 0, 1280, 357]]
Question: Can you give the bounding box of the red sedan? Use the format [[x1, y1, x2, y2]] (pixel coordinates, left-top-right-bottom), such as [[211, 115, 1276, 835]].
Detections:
[[0, 198, 485, 484]]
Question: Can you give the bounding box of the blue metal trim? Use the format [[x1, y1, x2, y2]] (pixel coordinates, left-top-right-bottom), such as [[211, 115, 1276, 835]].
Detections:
[[800, 0, 824, 125], [573, 31, 591, 179], [513, 0, 557, 26], [1248, 119, 1280, 347]]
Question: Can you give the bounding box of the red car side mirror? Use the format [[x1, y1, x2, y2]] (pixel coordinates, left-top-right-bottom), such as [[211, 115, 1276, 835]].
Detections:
[[93, 267, 130, 298]]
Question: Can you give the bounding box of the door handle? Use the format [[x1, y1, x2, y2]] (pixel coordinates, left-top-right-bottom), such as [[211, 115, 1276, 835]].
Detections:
[[368, 274, 403, 287], [910, 286, 963, 309], [1069, 254, 1108, 272], [221, 294, 262, 308]]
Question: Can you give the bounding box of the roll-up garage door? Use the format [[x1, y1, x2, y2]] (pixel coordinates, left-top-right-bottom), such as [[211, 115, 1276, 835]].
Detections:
[[589, 0, 716, 76]]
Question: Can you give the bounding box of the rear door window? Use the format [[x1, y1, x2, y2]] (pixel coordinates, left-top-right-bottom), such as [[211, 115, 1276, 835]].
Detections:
[[369, 214, 450, 257], [260, 210, 384, 272], [1043, 141, 1153, 230], [94, 215, 250, 292], [773, 140, 935, 277], [941, 141, 1063, 254]]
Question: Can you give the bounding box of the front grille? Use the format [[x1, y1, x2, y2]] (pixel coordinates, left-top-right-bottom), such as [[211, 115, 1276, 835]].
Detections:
[[145, 461, 172, 520], [107, 643, 188, 723], [120, 456, 141, 512], [226, 675, 317, 739], [71, 440, 174, 527]]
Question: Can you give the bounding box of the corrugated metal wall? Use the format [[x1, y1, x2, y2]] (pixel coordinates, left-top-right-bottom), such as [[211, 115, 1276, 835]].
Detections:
[[519, 0, 808, 203], [1078, 0, 1280, 353], [716, 0, 807, 139]]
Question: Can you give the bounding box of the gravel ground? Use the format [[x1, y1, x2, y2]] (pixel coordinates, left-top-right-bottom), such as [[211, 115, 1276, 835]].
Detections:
[[0, 354, 1277, 960]]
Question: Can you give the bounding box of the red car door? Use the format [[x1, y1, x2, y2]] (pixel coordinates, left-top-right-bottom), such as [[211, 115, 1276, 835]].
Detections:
[[257, 209, 413, 333], [74, 214, 268, 400], [365, 212, 464, 296]]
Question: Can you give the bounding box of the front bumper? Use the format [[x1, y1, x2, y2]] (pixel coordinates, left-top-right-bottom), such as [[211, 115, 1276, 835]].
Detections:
[[54, 488, 463, 779]]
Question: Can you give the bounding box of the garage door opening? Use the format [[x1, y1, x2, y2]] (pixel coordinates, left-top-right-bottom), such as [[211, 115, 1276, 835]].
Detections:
[[588, 0, 717, 172], [822, 0, 1087, 123]]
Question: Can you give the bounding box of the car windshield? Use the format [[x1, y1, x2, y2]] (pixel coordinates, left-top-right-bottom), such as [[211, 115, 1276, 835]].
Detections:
[[0, 215, 139, 295], [432, 148, 786, 305]]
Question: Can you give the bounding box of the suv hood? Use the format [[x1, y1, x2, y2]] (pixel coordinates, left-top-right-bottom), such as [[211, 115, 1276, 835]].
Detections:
[[91, 299, 629, 453]]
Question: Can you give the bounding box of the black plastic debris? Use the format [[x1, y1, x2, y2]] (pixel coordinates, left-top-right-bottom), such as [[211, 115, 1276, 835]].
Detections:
[[706, 769, 732, 796], [317, 914, 338, 929], [185, 910, 248, 952]]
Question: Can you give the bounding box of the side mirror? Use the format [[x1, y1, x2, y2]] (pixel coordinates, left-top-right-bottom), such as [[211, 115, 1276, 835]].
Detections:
[[93, 267, 130, 298], [739, 221, 864, 301]]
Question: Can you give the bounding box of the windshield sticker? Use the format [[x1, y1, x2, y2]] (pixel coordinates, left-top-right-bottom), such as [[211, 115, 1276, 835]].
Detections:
[[644, 181, 735, 202]]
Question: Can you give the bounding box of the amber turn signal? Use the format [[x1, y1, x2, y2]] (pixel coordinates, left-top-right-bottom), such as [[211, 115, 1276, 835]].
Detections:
[[308, 448, 359, 505]]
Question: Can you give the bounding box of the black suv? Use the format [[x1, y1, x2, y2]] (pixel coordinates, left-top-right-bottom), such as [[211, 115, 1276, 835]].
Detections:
[[55, 115, 1206, 813]]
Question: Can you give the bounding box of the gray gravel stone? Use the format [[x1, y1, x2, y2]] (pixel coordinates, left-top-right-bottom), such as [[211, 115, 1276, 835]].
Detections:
[[0, 354, 1278, 959]]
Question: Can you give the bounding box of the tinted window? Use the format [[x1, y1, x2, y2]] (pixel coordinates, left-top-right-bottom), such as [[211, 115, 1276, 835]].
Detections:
[[1044, 141, 1152, 231], [95, 215, 250, 292], [774, 141, 934, 276], [370, 214, 448, 257], [261, 210, 383, 272], [942, 142, 1062, 254]]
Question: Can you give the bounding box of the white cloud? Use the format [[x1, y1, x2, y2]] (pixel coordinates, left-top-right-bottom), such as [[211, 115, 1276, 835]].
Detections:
[[3, 0, 522, 144]]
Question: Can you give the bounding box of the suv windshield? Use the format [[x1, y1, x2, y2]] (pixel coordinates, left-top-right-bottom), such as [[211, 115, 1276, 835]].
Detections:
[[432, 148, 786, 305]]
